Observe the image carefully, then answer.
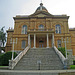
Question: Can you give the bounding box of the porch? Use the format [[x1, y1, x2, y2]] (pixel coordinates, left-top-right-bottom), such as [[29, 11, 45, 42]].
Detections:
[[28, 33, 54, 48]]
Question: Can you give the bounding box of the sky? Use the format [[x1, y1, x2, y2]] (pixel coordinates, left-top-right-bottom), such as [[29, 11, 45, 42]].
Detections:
[[0, 0, 75, 32]]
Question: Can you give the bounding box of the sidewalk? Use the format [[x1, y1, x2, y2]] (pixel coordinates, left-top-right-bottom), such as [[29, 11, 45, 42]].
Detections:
[[0, 70, 75, 73], [0, 70, 75, 75]]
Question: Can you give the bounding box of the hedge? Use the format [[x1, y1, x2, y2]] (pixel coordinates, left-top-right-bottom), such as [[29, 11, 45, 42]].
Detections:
[[0, 52, 17, 66], [58, 47, 66, 57], [73, 60, 75, 65], [70, 65, 75, 69]]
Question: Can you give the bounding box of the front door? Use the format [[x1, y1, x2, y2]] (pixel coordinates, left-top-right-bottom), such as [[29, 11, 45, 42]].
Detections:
[[39, 40, 44, 48]]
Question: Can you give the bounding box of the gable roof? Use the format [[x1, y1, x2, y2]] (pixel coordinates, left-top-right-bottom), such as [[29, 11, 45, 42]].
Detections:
[[29, 11, 53, 17]]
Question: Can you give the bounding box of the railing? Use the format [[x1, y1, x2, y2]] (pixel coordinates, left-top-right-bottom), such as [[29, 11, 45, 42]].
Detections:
[[9, 46, 30, 69], [53, 46, 68, 69], [28, 28, 54, 31]]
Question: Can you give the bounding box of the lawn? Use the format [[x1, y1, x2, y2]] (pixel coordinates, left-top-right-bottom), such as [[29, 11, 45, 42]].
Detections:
[[0, 66, 8, 67]]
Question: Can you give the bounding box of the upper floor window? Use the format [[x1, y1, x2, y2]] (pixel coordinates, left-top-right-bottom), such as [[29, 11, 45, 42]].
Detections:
[[22, 25, 27, 34], [39, 25, 44, 31], [55, 25, 61, 34]]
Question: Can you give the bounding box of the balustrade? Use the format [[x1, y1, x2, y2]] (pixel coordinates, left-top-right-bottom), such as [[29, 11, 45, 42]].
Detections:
[[28, 28, 54, 31], [9, 46, 30, 69], [53, 46, 68, 69]]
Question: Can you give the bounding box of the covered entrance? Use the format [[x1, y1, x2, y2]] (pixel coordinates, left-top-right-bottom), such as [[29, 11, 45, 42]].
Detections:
[[39, 37, 45, 48], [27, 29, 55, 48], [28, 33, 54, 48], [39, 40, 44, 47]]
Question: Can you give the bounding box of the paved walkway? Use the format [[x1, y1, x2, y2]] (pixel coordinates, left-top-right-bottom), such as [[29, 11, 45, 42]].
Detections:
[[0, 70, 75, 75], [0, 70, 75, 73]]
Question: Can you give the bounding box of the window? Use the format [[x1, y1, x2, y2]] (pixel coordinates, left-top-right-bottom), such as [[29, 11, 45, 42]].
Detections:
[[55, 25, 61, 34], [22, 25, 27, 34], [39, 25, 44, 31], [22, 40, 26, 49], [57, 40, 61, 48]]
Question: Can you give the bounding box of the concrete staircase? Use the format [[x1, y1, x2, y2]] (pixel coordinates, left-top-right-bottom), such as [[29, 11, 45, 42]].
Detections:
[[14, 48, 64, 70]]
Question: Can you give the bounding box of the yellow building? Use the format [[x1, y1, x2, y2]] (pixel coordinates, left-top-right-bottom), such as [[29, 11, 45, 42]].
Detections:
[[5, 3, 75, 58]]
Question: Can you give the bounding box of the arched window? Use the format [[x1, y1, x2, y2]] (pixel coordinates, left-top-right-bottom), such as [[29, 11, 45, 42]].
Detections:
[[21, 25, 27, 34], [55, 25, 61, 34], [39, 25, 44, 31]]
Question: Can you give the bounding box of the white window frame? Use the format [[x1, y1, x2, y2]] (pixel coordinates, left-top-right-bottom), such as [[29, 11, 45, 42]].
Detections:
[[55, 25, 61, 34], [39, 25, 44, 31], [21, 25, 27, 34]]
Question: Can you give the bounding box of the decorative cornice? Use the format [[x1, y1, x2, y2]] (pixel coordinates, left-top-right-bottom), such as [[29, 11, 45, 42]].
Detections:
[[13, 16, 69, 20]]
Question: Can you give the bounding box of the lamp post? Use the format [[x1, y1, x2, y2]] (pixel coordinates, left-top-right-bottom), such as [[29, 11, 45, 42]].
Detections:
[[62, 37, 68, 59], [37, 60, 41, 70], [10, 38, 17, 60]]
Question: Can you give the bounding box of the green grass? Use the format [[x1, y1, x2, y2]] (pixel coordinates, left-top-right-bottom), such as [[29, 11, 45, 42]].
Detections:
[[0, 66, 8, 67], [70, 65, 75, 69]]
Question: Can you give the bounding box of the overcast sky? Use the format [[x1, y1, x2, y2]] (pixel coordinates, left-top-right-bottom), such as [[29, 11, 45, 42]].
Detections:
[[0, 0, 75, 31]]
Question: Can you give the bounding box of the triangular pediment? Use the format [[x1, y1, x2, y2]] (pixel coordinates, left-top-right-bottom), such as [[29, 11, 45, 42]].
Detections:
[[35, 13, 47, 17], [29, 11, 53, 17]]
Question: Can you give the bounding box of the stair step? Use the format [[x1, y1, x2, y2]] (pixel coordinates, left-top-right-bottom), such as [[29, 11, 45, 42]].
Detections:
[[0, 71, 59, 75], [14, 48, 64, 70]]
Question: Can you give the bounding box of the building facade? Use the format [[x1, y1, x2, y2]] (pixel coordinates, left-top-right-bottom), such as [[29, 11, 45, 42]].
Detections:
[[5, 3, 75, 57]]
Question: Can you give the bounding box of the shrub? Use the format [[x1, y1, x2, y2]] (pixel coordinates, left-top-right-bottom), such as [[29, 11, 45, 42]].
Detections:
[[0, 53, 4, 65], [1, 47, 5, 52], [0, 52, 17, 66], [73, 60, 75, 65], [0, 53, 4, 56], [70, 65, 75, 69], [58, 47, 66, 57], [0, 55, 2, 65]]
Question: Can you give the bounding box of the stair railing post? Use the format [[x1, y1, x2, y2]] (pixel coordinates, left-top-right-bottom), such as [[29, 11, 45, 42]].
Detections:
[[10, 38, 17, 60], [52, 33, 54, 47], [37, 60, 41, 70], [28, 34, 30, 47], [33, 34, 36, 48], [46, 33, 49, 48], [61, 37, 68, 59], [9, 38, 17, 69]]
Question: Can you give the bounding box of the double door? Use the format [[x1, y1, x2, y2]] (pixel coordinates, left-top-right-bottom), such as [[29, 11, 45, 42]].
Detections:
[[39, 42, 44, 48], [39, 38, 45, 48]]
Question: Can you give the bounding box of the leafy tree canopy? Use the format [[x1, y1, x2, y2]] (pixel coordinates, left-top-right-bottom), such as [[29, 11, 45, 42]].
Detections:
[[0, 26, 6, 47]]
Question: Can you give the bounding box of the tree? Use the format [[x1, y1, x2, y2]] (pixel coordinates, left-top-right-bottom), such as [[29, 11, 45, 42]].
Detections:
[[0, 40, 2, 53], [0, 26, 6, 47]]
